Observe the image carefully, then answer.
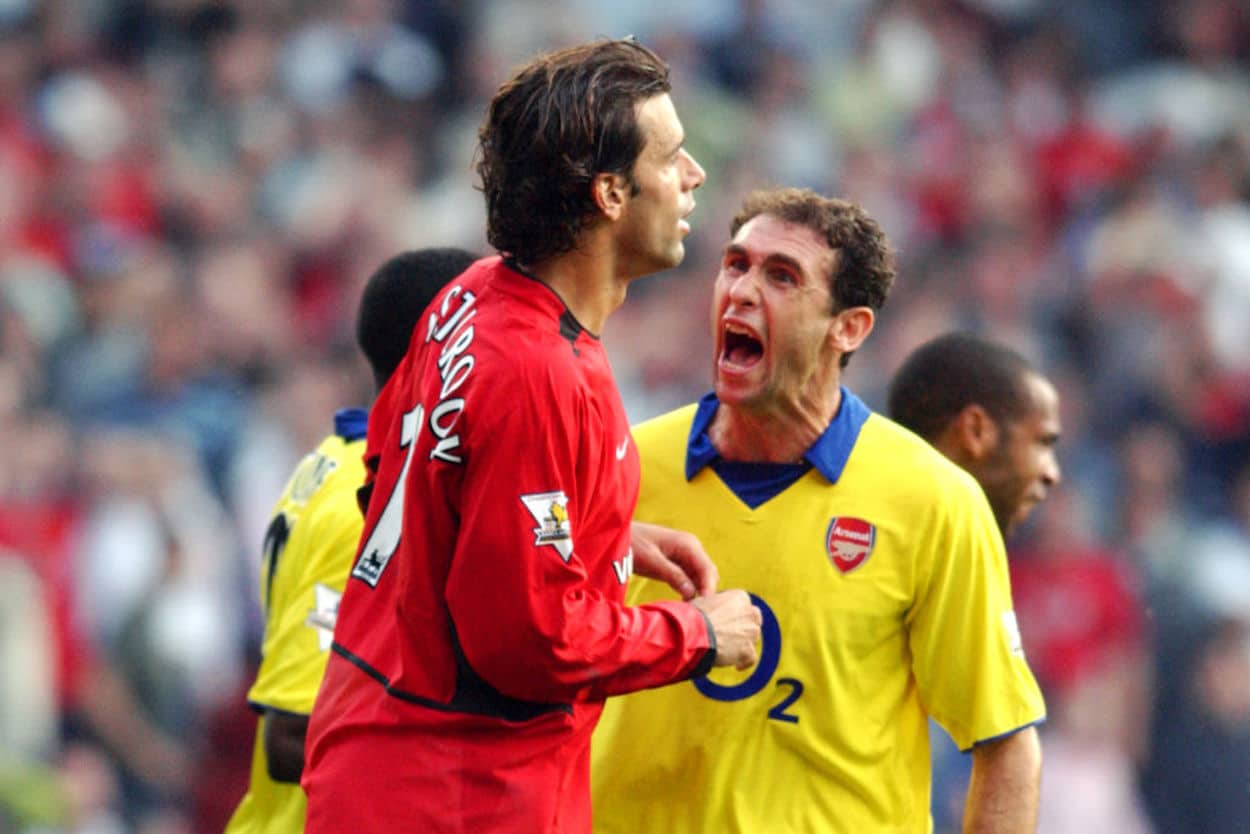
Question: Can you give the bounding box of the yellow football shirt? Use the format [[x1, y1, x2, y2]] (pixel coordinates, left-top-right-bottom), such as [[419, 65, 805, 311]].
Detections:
[[592, 397, 1044, 834], [225, 418, 367, 834]]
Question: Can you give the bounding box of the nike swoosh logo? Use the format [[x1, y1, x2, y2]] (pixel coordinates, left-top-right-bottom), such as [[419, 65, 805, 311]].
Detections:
[[615, 438, 629, 460]]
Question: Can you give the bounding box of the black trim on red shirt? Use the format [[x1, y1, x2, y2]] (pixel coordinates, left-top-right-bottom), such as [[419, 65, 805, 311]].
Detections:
[[330, 641, 573, 723], [502, 257, 600, 343]]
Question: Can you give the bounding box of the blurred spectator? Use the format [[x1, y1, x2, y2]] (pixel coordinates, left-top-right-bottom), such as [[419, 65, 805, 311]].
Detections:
[[0, 555, 55, 759], [1010, 487, 1155, 834], [1193, 463, 1250, 575], [1141, 561, 1250, 833], [76, 429, 242, 720], [1115, 421, 1204, 585]]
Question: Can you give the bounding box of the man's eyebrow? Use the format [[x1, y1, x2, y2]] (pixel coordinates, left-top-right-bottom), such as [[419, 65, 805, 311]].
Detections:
[[762, 252, 805, 275], [721, 244, 805, 276]]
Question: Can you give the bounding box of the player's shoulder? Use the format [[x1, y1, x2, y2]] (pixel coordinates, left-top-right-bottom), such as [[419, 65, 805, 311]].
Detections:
[[293, 436, 366, 512], [633, 404, 699, 444], [268, 434, 365, 538], [317, 435, 367, 484], [442, 259, 585, 376], [631, 404, 699, 481], [464, 326, 585, 406], [633, 403, 698, 456], [857, 413, 984, 500]]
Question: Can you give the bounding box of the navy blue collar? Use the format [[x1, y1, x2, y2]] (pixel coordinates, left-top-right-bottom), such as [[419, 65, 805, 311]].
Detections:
[[684, 388, 870, 484], [334, 407, 368, 442]]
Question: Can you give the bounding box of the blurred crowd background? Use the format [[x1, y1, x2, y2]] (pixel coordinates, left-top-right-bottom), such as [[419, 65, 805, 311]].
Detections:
[[1, 0, 1248, 832]]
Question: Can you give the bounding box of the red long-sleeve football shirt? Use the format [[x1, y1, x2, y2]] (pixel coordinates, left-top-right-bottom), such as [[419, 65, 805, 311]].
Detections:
[[303, 257, 714, 834]]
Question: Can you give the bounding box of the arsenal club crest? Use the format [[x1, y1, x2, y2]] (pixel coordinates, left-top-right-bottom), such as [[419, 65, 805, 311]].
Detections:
[[826, 517, 876, 574]]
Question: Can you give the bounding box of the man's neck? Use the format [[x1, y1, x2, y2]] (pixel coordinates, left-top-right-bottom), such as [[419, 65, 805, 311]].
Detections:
[[524, 236, 630, 336], [709, 387, 843, 464]]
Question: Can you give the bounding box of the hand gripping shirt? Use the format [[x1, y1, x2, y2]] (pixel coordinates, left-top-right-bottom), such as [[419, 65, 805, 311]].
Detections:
[[591, 392, 1045, 834], [303, 257, 714, 834], [224, 409, 367, 834]]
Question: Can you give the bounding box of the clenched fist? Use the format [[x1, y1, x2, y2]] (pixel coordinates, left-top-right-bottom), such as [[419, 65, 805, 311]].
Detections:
[[692, 590, 762, 671]]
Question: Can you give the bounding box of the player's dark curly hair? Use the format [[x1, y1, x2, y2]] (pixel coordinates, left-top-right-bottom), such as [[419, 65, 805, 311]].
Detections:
[[731, 188, 896, 367], [476, 38, 671, 266], [356, 247, 479, 390], [887, 333, 1037, 442]]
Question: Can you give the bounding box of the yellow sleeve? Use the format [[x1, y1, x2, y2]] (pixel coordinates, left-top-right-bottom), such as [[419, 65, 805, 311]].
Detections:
[[247, 479, 364, 715], [906, 471, 1045, 751]]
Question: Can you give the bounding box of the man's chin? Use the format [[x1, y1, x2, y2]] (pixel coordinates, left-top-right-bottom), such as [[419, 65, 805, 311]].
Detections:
[[1001, 506, 1036, 539], [994, 508, 1018, 539], [712, 378, 759, 408], [660, 241, 686, 269], [635, 244, 684, 277]]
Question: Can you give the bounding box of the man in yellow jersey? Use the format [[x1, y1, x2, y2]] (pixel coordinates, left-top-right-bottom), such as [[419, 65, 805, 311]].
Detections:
[[224, 247, 478, 834], [592, 188, 1045, 833]]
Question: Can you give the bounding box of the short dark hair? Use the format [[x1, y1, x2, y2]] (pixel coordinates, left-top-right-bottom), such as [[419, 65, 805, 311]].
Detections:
[[476, 38, 671, 266], [356, 248, 478, 389], [887, 332, 1038, 441], [731, 187, 896, 368]]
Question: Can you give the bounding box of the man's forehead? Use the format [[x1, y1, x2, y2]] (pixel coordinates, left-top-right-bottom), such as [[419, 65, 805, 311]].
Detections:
[[730, 214, 835, 268], [1015, 373, 1061, 431], [637, 93, 681, 150], [1026, 373, 1060, 413]]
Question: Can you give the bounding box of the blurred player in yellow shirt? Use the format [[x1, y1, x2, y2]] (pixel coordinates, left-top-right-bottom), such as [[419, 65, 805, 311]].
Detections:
[[224, 247, 477, 834], [592, 189, 1044, 834], [889, 331, 1063, 832]]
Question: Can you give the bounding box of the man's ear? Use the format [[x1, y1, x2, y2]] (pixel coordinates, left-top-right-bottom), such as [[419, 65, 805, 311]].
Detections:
[[591, 172, 630, 221], [953, 404, 1000, 461], [829, 307, 875, 355]]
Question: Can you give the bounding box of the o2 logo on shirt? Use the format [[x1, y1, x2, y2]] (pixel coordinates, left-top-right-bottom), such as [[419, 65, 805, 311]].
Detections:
[[693, 593, 804, 724]]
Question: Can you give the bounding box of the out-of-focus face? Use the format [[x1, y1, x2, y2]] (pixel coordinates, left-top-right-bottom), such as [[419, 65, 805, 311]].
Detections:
[[975, 372, 1062, 536], [710, 214, 841, 412], [615, 93, 706, 276]]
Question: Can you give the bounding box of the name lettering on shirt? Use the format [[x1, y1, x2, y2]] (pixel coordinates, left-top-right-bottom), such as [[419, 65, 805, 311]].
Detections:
[[425, 284, 479, 465], [351, 285, 482, 588]]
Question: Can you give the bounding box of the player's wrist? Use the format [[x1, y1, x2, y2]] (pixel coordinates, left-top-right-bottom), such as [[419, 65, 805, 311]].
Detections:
[[688, 604, 717, 678]]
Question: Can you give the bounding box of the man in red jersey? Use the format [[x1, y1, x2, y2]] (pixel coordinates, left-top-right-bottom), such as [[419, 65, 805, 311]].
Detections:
[[303, 38, 762, 834]]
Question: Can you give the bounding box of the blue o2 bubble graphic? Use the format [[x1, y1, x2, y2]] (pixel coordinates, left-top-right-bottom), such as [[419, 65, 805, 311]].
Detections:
[[694, 593, 781, 702]]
